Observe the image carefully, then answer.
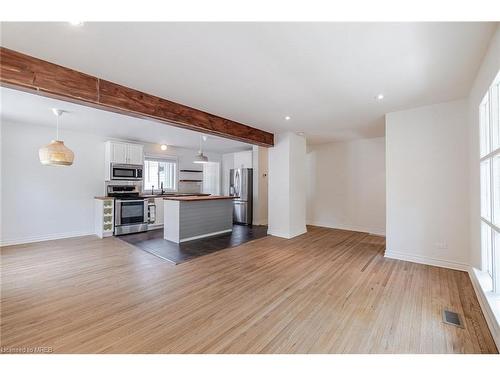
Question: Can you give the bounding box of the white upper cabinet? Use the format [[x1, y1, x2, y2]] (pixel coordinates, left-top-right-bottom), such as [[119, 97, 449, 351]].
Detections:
[[106, 141, 144, 165], [127, 144, 144, 165], [105, 141, 144, 179], [110, 142, 128, 164]]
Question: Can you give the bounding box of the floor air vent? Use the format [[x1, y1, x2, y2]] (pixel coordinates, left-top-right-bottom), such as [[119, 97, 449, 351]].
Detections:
[[442, 309, 464, 328]]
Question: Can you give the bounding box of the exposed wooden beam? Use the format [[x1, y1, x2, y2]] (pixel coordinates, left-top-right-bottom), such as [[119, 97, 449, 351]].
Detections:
[[0, 47, 274, 147]]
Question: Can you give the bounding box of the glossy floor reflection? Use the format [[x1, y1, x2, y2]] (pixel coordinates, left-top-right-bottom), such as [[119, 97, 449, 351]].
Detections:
[[118, 225, 268, 264]]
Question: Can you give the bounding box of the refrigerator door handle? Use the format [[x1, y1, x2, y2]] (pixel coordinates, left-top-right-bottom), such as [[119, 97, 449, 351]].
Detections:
[[234, 169, 240, 197]]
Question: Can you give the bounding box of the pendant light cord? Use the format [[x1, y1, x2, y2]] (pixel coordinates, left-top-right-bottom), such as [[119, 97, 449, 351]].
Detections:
[[56, 115, 60, 140]]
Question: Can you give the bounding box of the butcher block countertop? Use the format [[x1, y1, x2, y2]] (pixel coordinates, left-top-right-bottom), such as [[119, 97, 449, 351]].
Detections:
[[164, 195, 236, 202], [94, 193, 211, 200]]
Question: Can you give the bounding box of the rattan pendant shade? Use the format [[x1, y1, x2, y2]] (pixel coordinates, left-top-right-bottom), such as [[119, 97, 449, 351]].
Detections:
[[39, 140, 74, 166], [39, 109, 74, 166]]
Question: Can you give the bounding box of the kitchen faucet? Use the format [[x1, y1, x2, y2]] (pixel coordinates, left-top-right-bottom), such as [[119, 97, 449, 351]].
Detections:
[[161, 182, 164, 195]]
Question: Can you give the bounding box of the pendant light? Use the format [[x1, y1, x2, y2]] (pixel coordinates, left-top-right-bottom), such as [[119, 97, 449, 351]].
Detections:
[[39, 109, 75, 166], [193, 135, 209, 164]]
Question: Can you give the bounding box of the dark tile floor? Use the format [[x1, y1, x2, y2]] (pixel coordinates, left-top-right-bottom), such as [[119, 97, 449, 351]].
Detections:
[[118, 225, 268, 264]]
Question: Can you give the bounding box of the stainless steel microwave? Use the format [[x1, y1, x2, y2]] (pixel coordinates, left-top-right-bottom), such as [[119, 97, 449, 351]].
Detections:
[[110, 163, 143, 181]]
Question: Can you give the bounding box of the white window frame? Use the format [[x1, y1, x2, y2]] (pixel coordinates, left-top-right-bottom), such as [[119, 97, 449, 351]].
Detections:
[[480, 70, 500, 293], [143, 154, 179, 193]]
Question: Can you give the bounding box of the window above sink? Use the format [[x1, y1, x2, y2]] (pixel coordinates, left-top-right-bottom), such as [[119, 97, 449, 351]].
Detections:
[[144, 156, 178, 193]]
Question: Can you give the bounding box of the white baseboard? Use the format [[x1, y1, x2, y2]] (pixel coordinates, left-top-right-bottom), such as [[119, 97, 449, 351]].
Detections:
[[468, 268, 500, 351], [268, 227, 307, 239], [307, 221, 385, 236], [0, 231, 95, 247], [252, 220, 268, 226], [384, 250, 470, 272]]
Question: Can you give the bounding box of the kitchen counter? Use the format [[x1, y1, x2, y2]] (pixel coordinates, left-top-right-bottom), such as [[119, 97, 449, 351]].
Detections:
[[164, 196, 234, 243], [142, 193, 210, 198], [163, 195, 235, 202], [95, 193, 211, 200]]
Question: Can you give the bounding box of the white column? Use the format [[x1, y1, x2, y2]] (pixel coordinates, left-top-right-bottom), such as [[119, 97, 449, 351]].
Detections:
[[252, 145, 269, 226], [268, 132, 307, 238]]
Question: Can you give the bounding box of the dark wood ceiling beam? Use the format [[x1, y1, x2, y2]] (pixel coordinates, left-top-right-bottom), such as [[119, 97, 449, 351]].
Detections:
[[0, 47, 274, 147]]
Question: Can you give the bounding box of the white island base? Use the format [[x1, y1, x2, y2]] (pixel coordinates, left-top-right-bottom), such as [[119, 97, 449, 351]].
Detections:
[[163, 196, 234, 243]]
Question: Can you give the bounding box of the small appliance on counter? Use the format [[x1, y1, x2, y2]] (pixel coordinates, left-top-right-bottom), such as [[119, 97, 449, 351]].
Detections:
[[106, 181, 148, 235]]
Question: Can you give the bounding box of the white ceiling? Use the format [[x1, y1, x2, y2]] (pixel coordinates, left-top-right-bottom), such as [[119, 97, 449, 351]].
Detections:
[[0, 22, 497, 143], [0, 87, 252, 153]]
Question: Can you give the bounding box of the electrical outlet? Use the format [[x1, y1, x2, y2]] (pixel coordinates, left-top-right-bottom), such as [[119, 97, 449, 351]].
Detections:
[[435, 241, 448, 250]]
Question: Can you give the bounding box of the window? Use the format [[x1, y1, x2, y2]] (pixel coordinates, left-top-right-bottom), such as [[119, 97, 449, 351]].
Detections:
[[202, 162, 221, 195], [144, 157, 177, 192], [480, 96, 490, 157], [481, 159, 491, 220], [480, 70, 500, 293], [482, 221, 493, 277]]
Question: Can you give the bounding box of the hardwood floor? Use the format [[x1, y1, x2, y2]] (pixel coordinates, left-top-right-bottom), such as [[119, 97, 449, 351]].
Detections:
[[0, 226, 497, 353]]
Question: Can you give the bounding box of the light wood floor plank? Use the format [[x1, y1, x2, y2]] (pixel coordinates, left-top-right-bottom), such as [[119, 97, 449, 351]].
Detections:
[[0, 226, 497, 353]]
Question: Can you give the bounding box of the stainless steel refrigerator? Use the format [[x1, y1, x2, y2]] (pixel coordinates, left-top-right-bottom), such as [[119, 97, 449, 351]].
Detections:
[[229, 168, 253, 225]]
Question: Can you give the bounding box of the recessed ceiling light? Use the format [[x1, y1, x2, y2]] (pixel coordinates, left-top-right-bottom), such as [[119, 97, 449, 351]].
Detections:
[[68, 21, 84, 26], [160, 144, 168, 151], [376, 94, 384, 100], [285, 116, 291, 121]]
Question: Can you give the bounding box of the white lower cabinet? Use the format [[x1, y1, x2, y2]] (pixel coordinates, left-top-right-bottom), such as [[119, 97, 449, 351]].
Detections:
[[95, 198, 114, 238], [155, 198, 164, 226], [147, 198, 165, 230], [151, 198, 164, 229]]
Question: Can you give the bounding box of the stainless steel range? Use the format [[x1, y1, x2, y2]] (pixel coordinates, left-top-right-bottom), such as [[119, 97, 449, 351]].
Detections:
[[106, 181, 148, 235]]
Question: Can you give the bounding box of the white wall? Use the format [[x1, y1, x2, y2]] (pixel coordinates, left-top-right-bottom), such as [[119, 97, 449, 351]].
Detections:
[[385, 99, 470, 270], [221, 153, 235, 196], [468, 26, 500, 269], [306, 138, 385, 235], [144, 143, 222, 169], [1, 120, 106, 245], [221, 150, 252, 195], [268, 132, 307, 238], [143, 143, 222, 194], [0, 120, 224, 246], [252, 146, 269, 225]]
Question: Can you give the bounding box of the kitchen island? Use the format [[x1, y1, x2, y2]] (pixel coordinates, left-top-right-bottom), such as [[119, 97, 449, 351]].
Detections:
[[163, 196, 235, 243]]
